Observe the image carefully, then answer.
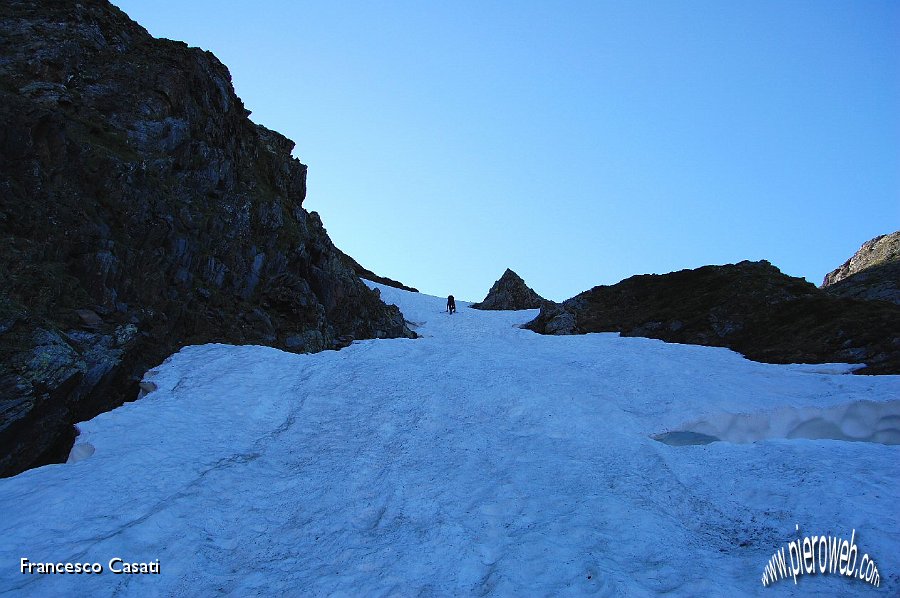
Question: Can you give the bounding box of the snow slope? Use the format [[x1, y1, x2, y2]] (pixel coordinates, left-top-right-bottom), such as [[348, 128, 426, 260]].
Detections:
[[1, 283, 898, 596]]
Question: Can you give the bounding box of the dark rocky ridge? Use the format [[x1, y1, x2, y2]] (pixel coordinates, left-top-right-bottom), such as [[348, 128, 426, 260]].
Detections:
[[822, 232, 900, 305], [0, 0, 414, 477], [472, 269, 546, 310], [337, 251, 419, 293], [525, 261, 900, 374]]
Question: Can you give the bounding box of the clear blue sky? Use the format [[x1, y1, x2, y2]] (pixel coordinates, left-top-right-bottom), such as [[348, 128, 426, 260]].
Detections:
[[114, 1, 899, 302]]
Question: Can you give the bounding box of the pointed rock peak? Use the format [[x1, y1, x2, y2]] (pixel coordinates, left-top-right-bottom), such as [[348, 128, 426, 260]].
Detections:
[[471, 268, 547, 311]]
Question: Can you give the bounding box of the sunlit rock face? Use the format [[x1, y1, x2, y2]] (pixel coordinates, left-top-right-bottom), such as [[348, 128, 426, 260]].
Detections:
[[0, 0, 413, 477], [822, 232, 900, 305]]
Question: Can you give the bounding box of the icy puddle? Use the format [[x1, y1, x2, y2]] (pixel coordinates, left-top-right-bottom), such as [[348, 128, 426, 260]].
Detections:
[[1, 282, 898, 597], [654, 399, 900, 446]]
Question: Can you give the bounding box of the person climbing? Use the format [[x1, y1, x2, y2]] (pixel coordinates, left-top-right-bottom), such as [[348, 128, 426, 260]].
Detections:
[[446, 295, 456, 314]]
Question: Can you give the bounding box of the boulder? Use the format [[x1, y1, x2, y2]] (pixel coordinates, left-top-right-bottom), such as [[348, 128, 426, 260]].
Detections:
[[522, 301, 576, 335]]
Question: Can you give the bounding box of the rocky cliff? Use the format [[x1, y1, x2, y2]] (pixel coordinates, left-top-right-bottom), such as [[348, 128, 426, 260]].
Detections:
[[822, 232, 900, 305], [0, 0, 414, 477], [525, 261, 900, 374], [471, 269, 546, 310]]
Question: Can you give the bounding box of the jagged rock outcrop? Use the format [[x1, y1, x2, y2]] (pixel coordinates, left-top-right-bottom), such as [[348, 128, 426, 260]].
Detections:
[[525, 261, 900, 374], [822, 232, 900, 305], [471, 269, 546, 310], [0, 0, 415, 477], [823, 232, 899, 286], [337, 251, 419, 292]]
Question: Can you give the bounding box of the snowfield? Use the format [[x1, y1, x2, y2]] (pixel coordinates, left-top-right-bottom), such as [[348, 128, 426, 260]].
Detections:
[[1, 282, 898, 596]]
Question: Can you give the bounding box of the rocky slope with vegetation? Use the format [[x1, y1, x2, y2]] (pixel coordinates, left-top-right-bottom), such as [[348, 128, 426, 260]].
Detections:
[[0, 0, 414, 477], [525, 260, 900, 374]]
